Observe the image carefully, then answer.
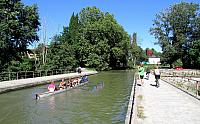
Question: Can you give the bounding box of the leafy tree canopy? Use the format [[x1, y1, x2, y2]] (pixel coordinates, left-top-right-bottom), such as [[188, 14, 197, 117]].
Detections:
[[45, 6, 131, 71], [0, 0, 40, 71], [150, 2, 200, 68]]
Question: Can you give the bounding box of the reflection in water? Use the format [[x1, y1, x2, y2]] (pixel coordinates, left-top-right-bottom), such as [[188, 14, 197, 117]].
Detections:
[[72, 87, 83, 94], [48, 96, 56, 110], [90, 82, 104, 93]]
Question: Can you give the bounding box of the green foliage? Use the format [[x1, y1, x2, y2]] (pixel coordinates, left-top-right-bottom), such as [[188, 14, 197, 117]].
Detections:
[[0, 0, 40, 71], [150, 2, 200, 68], [68, 13, 79, 45], [19, 57, 35, 71], [1, 4, 146, 71], [129, 33, 140, 66], [138, 46, 148, 62], [43, 37, 77, 70], [43, 6, 131, 71], [128, 33, 149, 68], [172, 59, 183, 67], [7, 56, 35, 72], [78, 7, 130, 70], [189, 40, 200, 69]]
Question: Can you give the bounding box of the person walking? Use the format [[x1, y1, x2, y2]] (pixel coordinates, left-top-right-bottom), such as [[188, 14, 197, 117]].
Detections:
[[138, 64, 145, 85], [154, 66, 161, 87], [146, 66, 150, 80]]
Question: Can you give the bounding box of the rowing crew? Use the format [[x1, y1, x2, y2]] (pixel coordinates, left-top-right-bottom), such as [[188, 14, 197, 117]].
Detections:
[[47, 76, 88, 92]]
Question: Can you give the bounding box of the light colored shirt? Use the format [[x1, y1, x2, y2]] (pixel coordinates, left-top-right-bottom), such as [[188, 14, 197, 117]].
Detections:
[[154, 69, 160, 75]]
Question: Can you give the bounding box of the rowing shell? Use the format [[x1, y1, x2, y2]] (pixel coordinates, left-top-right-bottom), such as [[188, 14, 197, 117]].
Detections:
[[35, 81, 88, 100]]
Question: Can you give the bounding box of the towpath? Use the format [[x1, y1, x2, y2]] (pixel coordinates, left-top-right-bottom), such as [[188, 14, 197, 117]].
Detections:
[[132, 74, 200, 124]]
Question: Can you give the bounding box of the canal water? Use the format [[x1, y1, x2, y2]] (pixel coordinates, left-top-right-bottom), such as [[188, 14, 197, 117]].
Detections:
[[0, 70, 135, 124]]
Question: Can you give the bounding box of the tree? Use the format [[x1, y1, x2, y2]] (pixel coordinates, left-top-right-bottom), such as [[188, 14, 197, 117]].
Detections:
[[137, 46, 147, 63], [189, 40, 200, 69], [0, 0, 40, 71], [130, 33, 141, 66], [34, 43, 46, 69], [42, 35, 76, 70], [42, 13, 80, 70], [68, 13, 79, 45], [78, 7, 130, 70], [44, 6, 130, 71], [150, 2, 200, 68]]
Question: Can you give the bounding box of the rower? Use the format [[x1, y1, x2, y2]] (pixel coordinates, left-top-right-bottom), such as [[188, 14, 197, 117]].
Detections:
[[48, 81, 56, 92], [72, 77, 81, 86], [67, 78, 73, 87], [59, 79, 66, 89], [81, 75, 88, 83], [77, 67, 82, 73], [71, 78, 77, 86]]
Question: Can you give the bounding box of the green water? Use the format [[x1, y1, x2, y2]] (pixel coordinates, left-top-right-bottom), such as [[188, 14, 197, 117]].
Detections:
[[0, 70, 135, 124]]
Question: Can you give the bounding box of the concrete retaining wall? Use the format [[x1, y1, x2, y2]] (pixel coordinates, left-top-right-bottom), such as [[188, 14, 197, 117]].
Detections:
[[125, 75, 137, 124], [0, 71, 98, 93]]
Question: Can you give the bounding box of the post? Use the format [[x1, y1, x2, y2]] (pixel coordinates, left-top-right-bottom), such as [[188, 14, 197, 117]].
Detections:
[[173, 72, 175, 77], [8, 71, 11, 80], [196, 81, 199, 97], [33, 71, 34, 78], [25, 71, 26, 79], [17, 72, 18, 80]]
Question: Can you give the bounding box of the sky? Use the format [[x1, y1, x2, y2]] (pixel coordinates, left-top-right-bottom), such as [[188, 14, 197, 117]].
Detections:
[[22, 0, 199, 52]]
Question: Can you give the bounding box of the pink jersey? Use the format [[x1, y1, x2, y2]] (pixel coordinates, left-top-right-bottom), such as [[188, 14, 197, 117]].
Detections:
[[48, 84, 56, 92]]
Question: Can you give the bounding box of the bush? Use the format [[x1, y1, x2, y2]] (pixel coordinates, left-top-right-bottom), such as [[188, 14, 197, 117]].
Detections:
[[172, 59, 183, 67]]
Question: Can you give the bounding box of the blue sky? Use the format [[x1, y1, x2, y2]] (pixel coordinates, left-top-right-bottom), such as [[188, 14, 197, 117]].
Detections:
[[23, 0, 199, 52]]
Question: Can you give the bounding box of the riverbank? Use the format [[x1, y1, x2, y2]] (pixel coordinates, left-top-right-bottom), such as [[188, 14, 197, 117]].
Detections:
[[0, 70, 98, 94]]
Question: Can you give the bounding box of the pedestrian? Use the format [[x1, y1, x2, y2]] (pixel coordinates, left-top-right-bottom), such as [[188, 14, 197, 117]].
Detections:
[[146, 66, 150, 80], [138, 64, 145, 85], [154, 66, 161, 87]]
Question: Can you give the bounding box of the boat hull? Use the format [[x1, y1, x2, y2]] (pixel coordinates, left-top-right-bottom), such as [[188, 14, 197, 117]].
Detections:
[[35, 81, 88, 100]]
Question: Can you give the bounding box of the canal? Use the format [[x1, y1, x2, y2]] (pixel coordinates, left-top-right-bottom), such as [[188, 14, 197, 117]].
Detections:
[[0, 70, 135, 124]]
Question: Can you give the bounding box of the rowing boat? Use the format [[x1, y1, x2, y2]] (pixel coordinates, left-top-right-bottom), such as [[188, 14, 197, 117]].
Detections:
[[35, 81, 88, 100]]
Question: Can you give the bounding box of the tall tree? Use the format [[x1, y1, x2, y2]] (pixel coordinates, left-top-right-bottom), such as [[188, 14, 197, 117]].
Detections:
[[0, 0, 40, 70], [78, 7, 130, 70], [150, 2, 200, 68], [43, 36, 76, 70], [68, 13, 79, 45], [130, 33, 140, 66], [189, 39, 200, 69], [45, 7, 131, 71]]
